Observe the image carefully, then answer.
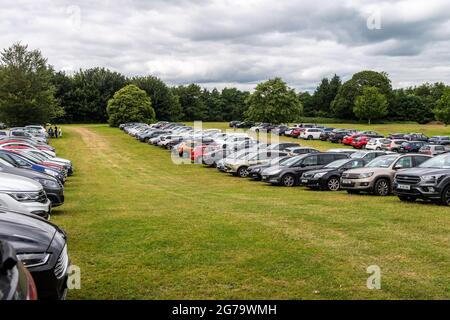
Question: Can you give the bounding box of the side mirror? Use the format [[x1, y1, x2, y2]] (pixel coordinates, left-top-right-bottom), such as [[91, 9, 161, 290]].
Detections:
[[394, 165, 403, 170], [300, 163, 306, 168]]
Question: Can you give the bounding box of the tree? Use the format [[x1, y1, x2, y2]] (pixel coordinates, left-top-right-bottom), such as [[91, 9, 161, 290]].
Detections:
[[220, 88, 249, 121], [0, 43, 63, 126], [311, 74, 341, 116], [331, 70, 392, 119], [56, 68, 127, 123], [354, 86, 388, 124], [131, 76, 182, 121], [203, 88, 224, 121], [172, 84, 208, 121], [245, 78, 303, 123], [298, 92, 314, 116], [106, 84, 156, 127], [434, 88, 450, 125]]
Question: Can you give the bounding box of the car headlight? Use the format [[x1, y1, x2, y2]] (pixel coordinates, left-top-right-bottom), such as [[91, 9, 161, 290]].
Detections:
[[421, 175, 443, 183], [358, 172, 374, 178], [7, 192, 42, 202], [44, 169, 58, 177], [314, 172, 327, 178], [17, 252, 50, 268], [34, 178, 59, 188]]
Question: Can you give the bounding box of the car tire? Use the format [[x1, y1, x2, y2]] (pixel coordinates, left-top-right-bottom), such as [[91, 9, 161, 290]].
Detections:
[[281, 174, 296, 187], [237, 166, 249, 178], [399, 196, 417, 202], [376, 147, 381, 150], [374, 178, 391, 196], [308, 135, 313, 140], [327, 177, 341, 191], [440, 185, 450, 206]]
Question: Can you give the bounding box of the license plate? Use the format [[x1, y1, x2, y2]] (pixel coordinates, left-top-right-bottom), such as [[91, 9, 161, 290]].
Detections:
[[342, 179, 352, 184], [301, 179, 308, 184], [397, 184, 411, 190]]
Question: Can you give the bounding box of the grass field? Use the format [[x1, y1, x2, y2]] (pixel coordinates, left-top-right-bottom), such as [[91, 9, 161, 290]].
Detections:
[[50, 123, 450, 299]]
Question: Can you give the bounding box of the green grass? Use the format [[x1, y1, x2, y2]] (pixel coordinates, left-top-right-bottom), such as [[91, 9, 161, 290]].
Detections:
[[50, 123, 450, 299]]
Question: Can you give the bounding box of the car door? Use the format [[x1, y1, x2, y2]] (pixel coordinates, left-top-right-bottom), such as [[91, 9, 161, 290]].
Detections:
[[292, 155, 318, 177]]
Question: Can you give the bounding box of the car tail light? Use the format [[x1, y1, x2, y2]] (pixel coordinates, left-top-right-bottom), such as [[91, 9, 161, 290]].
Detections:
[[24, 267, 38, 300]]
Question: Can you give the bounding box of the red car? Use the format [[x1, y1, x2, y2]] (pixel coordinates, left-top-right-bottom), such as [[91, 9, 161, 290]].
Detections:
[[342, 134, 361, 145], [0, 141, 54, 154], [291, 128, 302, 138], [351, 136, 370, 149], [192, 144, 218, 162]]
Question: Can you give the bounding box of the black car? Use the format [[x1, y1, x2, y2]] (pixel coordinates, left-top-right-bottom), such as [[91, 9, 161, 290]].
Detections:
[[393, 153, 450, 205], [272, 125, 289, 136], [398, 141, 427, 153], [0, 210, 70, 299], [0, 159, 64, 207], [286, 147, 319, 155], [329, 130, 353, 143], [319, 128, 335, 141], [301, 158, 367, 191], [268, 142, 300, 151], [1, 240, 37, 300], [247, 155, 292, 180], [387, 133, 407, 139], [234, 121, 254, 128], [404, 133, 429, 142], [261, 152, 350, 187], [229, 121, 241, 128]]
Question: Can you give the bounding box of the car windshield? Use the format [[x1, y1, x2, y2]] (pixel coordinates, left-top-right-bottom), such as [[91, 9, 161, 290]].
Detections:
[[29, 152, 48, 161], [324, 159, 349, 168], [280, 155, 304, 167], [366, 155, 397, 168], [269, 156, 289, 165], [419, 154, 450, 169], [350, 152, 366, 159]]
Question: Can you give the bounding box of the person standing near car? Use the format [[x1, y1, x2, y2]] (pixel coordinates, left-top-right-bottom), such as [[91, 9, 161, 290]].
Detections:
[[58, 128, 62, 138], [54, 126, 58, 139], [48, 127, 53, 138]]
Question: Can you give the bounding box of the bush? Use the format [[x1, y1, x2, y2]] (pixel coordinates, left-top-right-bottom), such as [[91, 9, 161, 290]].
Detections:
[[107, 84, 156, 127]]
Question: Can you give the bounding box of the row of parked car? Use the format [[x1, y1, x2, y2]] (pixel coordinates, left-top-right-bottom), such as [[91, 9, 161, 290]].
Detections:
[[235, 122, 450, 156], [122, 122, 450, 206], [0, 125, 72, 300]]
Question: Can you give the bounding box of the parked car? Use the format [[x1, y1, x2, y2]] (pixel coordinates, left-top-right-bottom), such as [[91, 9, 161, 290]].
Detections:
[[350, 151, 390, 162], [365, 138, 391, 150], [428, 136, 450, 146], [0, 172, 52, 219], [0, 240, 37, 300], [341, 154, 431, 196], [300, 158, 367, 191], [393, 153, 450, 205], [326, 148, 357, 155], [285, 147, 319, 156], [271, 125, 289, 136], [383, 139, 408, 152], [267, 143, 300, 152], [261, 152, 349, 187], [342, 133, 361, 146], [387, 133, 407, 140], [404, 133, 428, 142], [224, 151, 288, 177], [234, 121, 254, 128], [398, 141, 428, 153], [0, 210, 70, 299], [351, 136, 371, 149], [299, 128, 323, 140], [0, 158, 64, 207], [319, 128, 335, 141], [419, 144, 447, 156], [247, 156, 292, 180]]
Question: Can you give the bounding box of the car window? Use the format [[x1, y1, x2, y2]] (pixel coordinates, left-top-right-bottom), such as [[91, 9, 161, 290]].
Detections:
[[303, 155, 318, 166], [318, 154, 336, 164], [395, 157, 413, 168], [414, 156, 431, 166], [435, 146, 445, 151], [365, 153, 376, 161]]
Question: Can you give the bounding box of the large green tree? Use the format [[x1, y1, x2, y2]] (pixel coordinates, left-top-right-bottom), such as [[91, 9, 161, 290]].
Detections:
[[331, 70, 392, 119], [0, 43, 63, 126], [107, 84, 156, 127], [132, 76, 182, 121], [173, 84, 208, 121], [55, 68, 127, 123], [220, 87, 249, 121], [434, 88, 450, 125], [311, 74, 341, 116], [354, 86, 388, 124], [245, 78, 303, 123]]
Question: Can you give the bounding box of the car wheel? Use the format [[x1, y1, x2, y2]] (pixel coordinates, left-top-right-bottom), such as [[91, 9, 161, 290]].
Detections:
[[399, 196, 416, 202], [376, 147, 381, 150], [308, 135, 313, 140], [281, 174, 296, 187], [327, 177, 340, 191], [374, 178, 391, 196], [237, 166, 249, 178], [440, 185, 450, 206]]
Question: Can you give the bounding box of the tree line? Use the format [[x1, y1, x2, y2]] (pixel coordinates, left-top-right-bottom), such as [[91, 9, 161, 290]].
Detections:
[[1, 43, 450, 126]]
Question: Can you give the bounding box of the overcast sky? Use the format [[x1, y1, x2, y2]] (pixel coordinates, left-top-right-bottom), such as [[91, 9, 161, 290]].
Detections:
[[1, 0, 449, 91]]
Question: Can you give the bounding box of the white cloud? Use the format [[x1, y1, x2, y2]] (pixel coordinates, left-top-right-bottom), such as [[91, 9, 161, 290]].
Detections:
[[0, 0, 449, 91]]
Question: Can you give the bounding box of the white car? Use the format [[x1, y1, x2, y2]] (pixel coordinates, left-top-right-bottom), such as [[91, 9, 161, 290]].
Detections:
[[299, 128, 323, 140], [0, 172, 51, 219], [366, 138, 391, 150]]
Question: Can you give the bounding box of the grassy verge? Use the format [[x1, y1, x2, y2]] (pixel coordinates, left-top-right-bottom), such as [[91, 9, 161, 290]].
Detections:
[[50, 123, 450, 299]]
